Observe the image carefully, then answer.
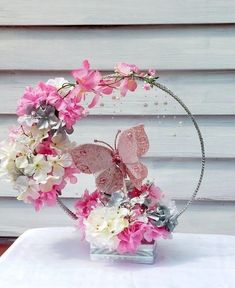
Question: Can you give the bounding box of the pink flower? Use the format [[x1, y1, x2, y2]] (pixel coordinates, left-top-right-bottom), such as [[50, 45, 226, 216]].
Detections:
[[114, 62, 140, 96], [148, 68, 157, 77], [115, 62, 139, 76], [98, 79, 113, 95], [117, 222, 144, 254], [58, 98, 86, 129], [130, 204, 144, 221], [148, 184, 163, 204], [29, 189, 57, 211], [16, 82, 59, 116], [144, 83, 151, 90], [75, 189, 101, 218], [46, 89, 64, 109], [128, 187, 142, 198], [119, 78, 137, 97], [71, 60, 112, 108], [35, 139, 56, 155], [63, 166, 80, 184], [142, 223, 169, 243], [71, 60, 102, 94], [140, 183, 163, 205]]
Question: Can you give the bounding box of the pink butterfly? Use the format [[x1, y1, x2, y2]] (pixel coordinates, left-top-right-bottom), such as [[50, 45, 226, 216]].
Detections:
[[71, 124, 149, 194]]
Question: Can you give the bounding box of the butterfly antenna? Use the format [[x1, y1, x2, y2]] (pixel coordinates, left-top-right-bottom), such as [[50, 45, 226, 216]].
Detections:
[[114, 129, 121, 150], [94, 139, 114, 150]]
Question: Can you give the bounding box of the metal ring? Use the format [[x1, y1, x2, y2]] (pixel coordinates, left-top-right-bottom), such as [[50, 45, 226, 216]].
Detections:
[[153, 82, 205, 219]]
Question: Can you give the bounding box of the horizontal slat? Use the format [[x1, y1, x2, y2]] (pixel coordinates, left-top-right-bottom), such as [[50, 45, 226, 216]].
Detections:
[[1, 0, 235, 25], [1, 158, 235, 201], [0, 115, 234, 158], [0, 198, 234, 236], [1, 26, 235, 70], [1, 70, 235, 115]]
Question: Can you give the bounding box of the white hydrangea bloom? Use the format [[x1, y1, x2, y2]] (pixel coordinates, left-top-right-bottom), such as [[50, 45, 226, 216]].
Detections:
[[84, 207, 129, 249]]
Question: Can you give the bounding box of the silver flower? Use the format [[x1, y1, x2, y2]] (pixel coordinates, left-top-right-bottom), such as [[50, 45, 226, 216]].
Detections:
[[34, 105, 61, 130], [147, 205, 178, 232]]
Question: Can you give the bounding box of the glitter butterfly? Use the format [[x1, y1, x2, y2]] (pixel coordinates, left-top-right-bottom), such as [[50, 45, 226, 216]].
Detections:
[[71, 124, 149, 194]]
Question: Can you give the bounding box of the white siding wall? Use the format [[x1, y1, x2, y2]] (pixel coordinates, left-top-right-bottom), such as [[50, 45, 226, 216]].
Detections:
[[0, 0, 234, 236]]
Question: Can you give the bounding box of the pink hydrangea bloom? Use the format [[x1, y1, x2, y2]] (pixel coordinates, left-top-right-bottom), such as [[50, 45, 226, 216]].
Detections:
[[75, 189, 101, 218], [117, 221, 170, 253], [117, 222, 144, 254], [58, 98, 86, 129], [142, 223, 170, 243], [16, 82, 59, 116]]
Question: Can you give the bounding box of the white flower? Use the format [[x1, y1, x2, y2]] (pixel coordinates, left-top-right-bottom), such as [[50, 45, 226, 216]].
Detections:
[[14, 176, 39, 202], [130, 192, 148, 206], [0, 142, 22, 181], [40, 175, 61, 192], [84, 207, 129, 249], [51, 133, 75, 152], [29, 126, 49, 149], [46, 77, 72, 97], [47, 153, 72, 178], [18, 114, 37, 127], [15, 155, 29, 169], [24, 154, 52, 184]]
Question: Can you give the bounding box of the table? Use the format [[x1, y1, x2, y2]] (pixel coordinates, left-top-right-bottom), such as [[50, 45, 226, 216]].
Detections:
[[0, 227, 234, 288]]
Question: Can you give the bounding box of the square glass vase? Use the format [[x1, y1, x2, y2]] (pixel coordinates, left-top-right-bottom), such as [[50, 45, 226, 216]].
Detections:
[[90, 241, 157, 264]]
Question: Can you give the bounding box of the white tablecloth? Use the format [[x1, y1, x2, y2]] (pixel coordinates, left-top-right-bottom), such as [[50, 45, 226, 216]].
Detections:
[[0, 227, 234, 288]]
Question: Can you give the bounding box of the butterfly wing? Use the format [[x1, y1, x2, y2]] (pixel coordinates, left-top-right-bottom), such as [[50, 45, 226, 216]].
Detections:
[[126, 162, 148, 190], [117, 124, 149, 188], [95, 165, 124, 194], [71, 144, 113, 174], [117, 127, 138, 164], [131, 124, 149, 157]]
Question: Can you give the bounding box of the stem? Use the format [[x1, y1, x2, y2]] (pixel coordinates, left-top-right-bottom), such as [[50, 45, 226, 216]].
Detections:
[[57, 83, 75, 93], [56, 196, 78, 220]]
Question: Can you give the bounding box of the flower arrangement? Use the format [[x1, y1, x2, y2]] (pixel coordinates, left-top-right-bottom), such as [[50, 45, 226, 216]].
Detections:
[[0, 60, 205, 259], [75, 184, 176, 253]]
